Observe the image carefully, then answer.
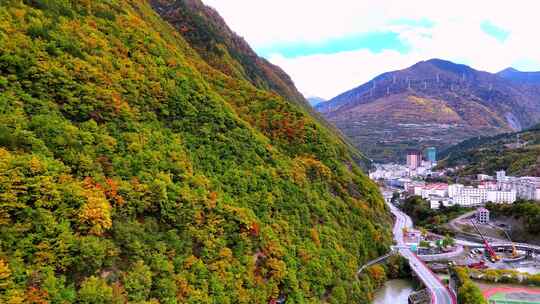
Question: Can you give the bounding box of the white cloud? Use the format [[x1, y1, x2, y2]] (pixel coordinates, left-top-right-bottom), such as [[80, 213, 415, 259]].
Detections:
[[269, 50, 420, 99], [202, 0, 540, 99], [202, 0, 389, 47]]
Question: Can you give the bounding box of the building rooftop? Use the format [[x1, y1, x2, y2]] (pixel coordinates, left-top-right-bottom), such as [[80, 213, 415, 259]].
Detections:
[[423, 183, 448, 190]]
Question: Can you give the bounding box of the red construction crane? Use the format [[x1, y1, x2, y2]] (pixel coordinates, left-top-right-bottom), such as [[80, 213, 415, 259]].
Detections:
[[470, 219, 500, 262]]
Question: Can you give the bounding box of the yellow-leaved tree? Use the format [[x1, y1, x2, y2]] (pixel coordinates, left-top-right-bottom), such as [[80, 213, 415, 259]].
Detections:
[[0, 258, 11, 289], [79, 187, 112, 236]]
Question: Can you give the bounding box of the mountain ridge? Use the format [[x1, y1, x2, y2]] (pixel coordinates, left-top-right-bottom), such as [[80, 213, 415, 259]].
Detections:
[[150, 0, 308, 107], [439, 124, 540, 176], [316, 58, 540, 162], [497, 67, 540, 85]]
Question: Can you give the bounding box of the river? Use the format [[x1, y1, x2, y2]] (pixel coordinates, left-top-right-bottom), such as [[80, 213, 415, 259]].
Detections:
[[373, 279, 414, 304]]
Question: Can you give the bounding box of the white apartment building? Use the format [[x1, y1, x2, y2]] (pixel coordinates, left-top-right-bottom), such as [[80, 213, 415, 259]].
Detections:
[[486, 189, 516, 204], [476, 207, 490, 224], [448, 183, 516, 206], [369, 164, 410, 180], [453, 192, 485, 206], [448, 184, 486, 206], [510, 177, 540, 201], [489, 171, 540, 201]]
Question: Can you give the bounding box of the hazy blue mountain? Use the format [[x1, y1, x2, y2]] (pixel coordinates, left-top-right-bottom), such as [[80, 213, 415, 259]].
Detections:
[[307, 96, 327, 107], [497, 67, 540, 85]]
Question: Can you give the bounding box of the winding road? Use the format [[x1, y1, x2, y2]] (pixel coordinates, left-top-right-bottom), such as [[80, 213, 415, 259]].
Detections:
[[388, 202, 457, 304]]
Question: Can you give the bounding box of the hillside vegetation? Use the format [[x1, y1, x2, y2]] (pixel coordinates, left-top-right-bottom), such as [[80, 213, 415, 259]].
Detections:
[[486, 201, 540, 244], [0, 0, 391, 303], [439, 124, 540, 176], [150, 0, 307, 107]]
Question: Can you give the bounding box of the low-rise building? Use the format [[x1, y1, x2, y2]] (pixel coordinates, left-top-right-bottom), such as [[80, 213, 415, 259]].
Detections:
[[405, 180, 425, 192], [477, 174, 493, 181], [417, 183, 448, 199], [496, 170, 508, 182], [382, 191, 394, 203], [478, 181, 498, 190], [476, 207, 490, 224], [429, 196, 454, 209]]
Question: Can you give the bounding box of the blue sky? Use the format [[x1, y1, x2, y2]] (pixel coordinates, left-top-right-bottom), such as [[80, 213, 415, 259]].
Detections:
[[480, 21, 510, 42], [203, 0, 540, 99], [257, 31, 410, 58]]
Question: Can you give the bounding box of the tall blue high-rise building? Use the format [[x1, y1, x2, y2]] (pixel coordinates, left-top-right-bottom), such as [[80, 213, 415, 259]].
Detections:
[[426, 147, 437, 162]]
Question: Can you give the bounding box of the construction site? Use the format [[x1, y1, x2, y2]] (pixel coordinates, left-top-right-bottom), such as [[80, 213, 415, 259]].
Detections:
[[443, 212, 540, 274]]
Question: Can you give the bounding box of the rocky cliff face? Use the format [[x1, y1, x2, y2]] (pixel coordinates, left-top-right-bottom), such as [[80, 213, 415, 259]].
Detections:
[[317, 59, 540, 162]]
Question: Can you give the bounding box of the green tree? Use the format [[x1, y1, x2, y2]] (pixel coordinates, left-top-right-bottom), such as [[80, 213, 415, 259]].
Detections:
[[454, 268, 487, 304], [78, 276, 113, 304], [458, 283, 486, 304], [124, 260, 153, 302], [443, 234, 455, 247]]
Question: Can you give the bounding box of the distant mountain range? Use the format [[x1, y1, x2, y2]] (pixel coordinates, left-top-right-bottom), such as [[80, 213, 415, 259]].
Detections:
[[316, 59, 540, 162], [498, 67, 540, 85]]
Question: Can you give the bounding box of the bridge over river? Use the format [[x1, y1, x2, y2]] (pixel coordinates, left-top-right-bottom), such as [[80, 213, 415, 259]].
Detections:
[[387, 202, 457, 304]]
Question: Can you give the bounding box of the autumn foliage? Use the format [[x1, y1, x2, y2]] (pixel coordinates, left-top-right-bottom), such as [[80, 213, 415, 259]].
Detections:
[[0, 0, 391, 303]]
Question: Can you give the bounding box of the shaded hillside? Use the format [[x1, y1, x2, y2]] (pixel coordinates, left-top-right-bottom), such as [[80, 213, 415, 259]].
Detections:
[[498, 67, 540, 85], [317, 59, 540, 163], [0, 1, 392, 303], [439, 124, 540, 176]]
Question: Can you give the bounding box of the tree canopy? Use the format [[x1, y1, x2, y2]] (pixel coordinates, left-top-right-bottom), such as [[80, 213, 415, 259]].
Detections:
[[0, 1, 392, 303]]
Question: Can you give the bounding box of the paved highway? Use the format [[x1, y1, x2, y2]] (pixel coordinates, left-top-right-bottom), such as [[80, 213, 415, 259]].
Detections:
[[388, 202, 456, 304]]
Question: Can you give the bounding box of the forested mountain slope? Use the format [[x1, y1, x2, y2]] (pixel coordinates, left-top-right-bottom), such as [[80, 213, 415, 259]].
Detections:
[[150, 0, 370, 168], [150, 0, 307, 107], [439, 124, 540, 176], [0, 1, 391, 303]]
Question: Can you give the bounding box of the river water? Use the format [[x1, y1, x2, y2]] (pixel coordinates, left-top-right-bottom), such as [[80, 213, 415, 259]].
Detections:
[[373, 279, 414, 304]]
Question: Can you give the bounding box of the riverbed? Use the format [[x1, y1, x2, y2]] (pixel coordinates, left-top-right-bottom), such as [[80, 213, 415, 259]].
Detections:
[[373, 279, 414, 304]]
